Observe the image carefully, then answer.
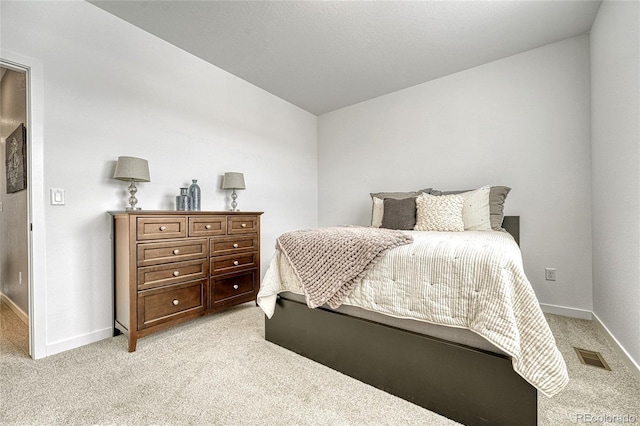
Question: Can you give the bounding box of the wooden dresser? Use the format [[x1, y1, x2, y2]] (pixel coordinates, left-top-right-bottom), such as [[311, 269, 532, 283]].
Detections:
[[110, 211, 263, 351]]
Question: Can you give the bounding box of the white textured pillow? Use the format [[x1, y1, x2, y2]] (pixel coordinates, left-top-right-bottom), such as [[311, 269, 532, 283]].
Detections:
[[460, 185, 492, 231], [415, 193, 464, 231], [371, 197, 384, 227]]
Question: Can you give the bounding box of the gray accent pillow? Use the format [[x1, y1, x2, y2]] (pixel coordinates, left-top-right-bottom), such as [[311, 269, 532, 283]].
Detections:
[[370, 188, 432, 200], [370, 188, 432, 228], [429, 186, 511, 230], [429, 189, 466, 195], [381, 197, 417, 230], [488, 186, 511, 230]]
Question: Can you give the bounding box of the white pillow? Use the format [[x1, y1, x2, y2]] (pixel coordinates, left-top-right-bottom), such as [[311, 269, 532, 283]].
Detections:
[[460, 185, 492, 231], [415, 193, 464, 232], [371, 197, 384, 227]]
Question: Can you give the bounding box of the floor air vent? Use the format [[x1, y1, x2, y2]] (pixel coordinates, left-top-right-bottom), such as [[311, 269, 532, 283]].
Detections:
[[574, 347, 611, 370]]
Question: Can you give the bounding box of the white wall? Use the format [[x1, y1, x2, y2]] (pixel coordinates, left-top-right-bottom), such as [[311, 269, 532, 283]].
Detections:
[[0, 68, 29, 315], [318, 35, 593, 313], [0, 1, 317, 355], [591, 0, 640, 368]]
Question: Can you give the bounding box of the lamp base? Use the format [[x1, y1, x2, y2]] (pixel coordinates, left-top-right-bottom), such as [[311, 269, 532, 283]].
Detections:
[[230, 189, 240, 212], [125, 207, 142, 211], [126, 182, 141, 211]]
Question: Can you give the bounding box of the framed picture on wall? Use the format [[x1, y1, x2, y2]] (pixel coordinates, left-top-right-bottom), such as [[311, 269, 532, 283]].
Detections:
[[6, 123, 27, 193]]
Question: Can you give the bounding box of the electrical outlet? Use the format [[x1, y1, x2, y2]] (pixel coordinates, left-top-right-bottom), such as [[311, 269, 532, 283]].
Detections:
[[19, 272, 22, 285], [545, 268, 557, 281]]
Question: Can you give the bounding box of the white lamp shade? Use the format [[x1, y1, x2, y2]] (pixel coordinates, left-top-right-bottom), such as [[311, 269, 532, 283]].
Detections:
[[222, 172, 246, 190], [113, 156, 150, 182]]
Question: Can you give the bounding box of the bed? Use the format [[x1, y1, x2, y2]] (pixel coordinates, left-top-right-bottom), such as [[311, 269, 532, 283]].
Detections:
[[257, 188, 568, 426]]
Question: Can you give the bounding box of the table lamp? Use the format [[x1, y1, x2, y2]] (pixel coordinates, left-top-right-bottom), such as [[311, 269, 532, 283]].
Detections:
[[113, 156, 150, 210], [222, 172, 245, 212]]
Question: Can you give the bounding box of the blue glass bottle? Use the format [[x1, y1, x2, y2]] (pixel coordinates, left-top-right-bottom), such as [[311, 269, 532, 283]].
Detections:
[[176, 187, 190, 211], [188, 179, 201, 211]]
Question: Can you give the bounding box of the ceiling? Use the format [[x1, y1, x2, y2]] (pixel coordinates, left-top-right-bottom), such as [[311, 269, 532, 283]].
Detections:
[[89, 1, 602, 115]]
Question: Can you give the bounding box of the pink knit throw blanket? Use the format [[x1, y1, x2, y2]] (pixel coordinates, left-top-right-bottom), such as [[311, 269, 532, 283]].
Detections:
[[276, 226, 413, 309]]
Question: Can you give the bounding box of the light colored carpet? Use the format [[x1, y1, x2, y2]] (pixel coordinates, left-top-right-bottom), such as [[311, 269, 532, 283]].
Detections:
[[539, 314, 640, 425], [1, 301, 638, 425]]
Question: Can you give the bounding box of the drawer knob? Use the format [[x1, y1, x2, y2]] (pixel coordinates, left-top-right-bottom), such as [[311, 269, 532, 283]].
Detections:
[[173, 249, 180, 255], [205, 225, 212, 229], [232, 243, 239, 248], [172, 299, 179, 306], [233, 260, 239, 266], [233, 284, 239, 290], [160, 226, 167, 231], [241, 223, 247, 228], [173, 271, 180, 277]]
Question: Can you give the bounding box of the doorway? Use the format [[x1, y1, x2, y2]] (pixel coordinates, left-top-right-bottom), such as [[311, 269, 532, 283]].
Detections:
[[0, 66, 29, 356], [1, 53, 46, 359]]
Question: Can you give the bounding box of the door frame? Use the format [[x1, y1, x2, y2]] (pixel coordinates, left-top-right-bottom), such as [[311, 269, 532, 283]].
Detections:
[[1, 51, 46, 359]]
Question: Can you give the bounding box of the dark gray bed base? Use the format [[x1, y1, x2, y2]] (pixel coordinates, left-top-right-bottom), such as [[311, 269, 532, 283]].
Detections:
[[264, 216, 536, 426], [266, 298, 536, 425]]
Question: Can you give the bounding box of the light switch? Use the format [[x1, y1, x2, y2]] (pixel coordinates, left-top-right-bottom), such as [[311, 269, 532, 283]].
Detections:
[[50, 188, 65, 205]]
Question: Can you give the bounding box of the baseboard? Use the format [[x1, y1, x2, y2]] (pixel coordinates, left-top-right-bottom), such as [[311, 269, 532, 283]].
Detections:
[[0, 292, 29, 325], [592, 312, 640, 382], [46, 327, 113, 357], [539, 303, 593, 320]]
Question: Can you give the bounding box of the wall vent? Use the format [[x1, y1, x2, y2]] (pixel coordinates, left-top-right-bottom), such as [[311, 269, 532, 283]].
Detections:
[[574, 347, 611, 370]]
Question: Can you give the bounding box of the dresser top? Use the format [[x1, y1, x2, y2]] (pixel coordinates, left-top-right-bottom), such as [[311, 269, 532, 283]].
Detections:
[[108, 210, 263, 216]]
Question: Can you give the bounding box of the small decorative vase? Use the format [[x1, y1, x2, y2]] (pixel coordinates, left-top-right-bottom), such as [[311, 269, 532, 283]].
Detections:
[[176, 188, 191, 211], [188, 179, 201, 211]]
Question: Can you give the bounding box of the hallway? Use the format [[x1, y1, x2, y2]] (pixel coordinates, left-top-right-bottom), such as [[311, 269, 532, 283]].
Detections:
[[0, 301, 28, 358]]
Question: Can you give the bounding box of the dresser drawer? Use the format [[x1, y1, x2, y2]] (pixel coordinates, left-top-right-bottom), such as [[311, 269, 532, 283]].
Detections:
[[188, 216, 226, 237], [210, 235, 258, 256], [137, 279, 206, 329], [137, 239, 208, 267], [137, 217, 187, 241], [227, 215, 259, 234], [211, 269, 256, 303], [210, 252, 257, 275], [138, 259, 208, 291]]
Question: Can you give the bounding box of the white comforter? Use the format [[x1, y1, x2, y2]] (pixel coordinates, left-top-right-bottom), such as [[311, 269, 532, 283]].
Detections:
[[257, 230, 569, 397]]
